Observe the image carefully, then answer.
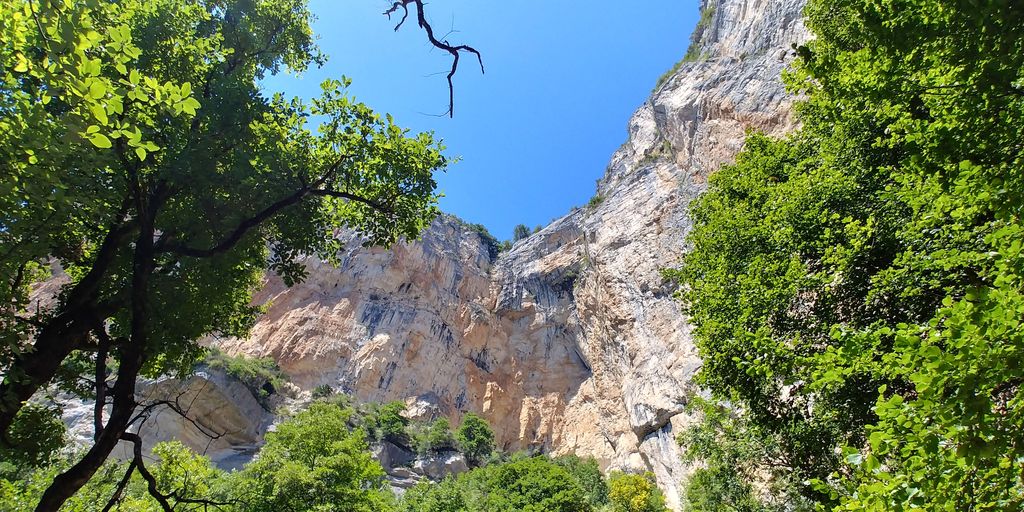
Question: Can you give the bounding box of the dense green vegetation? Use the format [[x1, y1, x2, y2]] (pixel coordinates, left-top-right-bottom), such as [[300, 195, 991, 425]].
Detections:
[[666, 0, 1024, 510], [0, 394, 648, 512], [455, 412, 497, 465], [203, 348, 287, 403]]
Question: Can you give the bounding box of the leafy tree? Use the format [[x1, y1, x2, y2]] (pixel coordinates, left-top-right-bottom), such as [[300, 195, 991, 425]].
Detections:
[[456, 412, 496, 465], [412, 417, 456, 455], [554, 455, 610, 508], [462, 456, 591, 512], [368, 400, 410, 444], [401, 477, 468, 512], [513, 224, 530, 242], [666, 0, 1024, 509], [678, 398, 804, 512], [0, 404, 65, 475], [232, 403, 393, 512], [608, 472, 667, 512], [0, 0, 450, 508]]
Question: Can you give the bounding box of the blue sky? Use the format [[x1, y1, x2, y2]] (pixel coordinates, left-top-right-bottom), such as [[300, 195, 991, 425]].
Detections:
[[262, 1, 699, 240]]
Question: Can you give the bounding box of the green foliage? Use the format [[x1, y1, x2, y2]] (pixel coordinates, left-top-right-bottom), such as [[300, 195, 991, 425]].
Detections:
[[666, 0, 1024, 509], [0, 404, 65, 475], [232, 403, 393, 511], [411, 417, 456, 455], [587, 194, 605, 209], [513, 224, 531, 242], [1, 442, 231, 512], [0, 0, 446, 503], [608, 472, 667, 512], [204, 348, 286, 401], [678, 398, 806, 512], [312, 383, 334, 398], [554, 455, 610, 507], [371, 400, 410, 444], [401, 456, 594, 512], [456, 412, 496, 465], [401, 477, 468, 512]]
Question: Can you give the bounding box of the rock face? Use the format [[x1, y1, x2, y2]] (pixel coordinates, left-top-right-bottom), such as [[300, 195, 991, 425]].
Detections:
[[60, 367, 276, 470], [209, 0, 810, 508]]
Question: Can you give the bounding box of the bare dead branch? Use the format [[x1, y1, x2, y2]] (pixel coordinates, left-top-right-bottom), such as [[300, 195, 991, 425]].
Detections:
[[385, 0, 484, 117]]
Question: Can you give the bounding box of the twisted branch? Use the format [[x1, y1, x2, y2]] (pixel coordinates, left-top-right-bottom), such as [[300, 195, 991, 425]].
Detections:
[[385, 0, 484, 117]]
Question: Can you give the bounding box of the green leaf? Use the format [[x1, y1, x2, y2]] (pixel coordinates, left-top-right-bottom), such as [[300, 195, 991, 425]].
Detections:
[[14, 54, 29, 73], [89, 81, 106, 99], [89, 133, 112, 149], [135, 147, 147, 161], [91, 104, 108, 125]]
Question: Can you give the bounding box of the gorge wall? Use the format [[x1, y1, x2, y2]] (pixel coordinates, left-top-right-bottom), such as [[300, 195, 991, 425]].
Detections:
[[129, 1, 810, 509]]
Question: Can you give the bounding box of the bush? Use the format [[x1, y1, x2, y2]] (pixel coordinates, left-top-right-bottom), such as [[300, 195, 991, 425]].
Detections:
[[462, 456, 592, 512], [455, 413, 496, 465], [608, 472, 667, 512], [412, 418, 456, 455], [586, 195, 604, 209], [555, 455, 610, 507], [401, 477, 468, 512], [311, 384, 334, 399], [203, 348, 286, 403], [363, 401, 409, 444]]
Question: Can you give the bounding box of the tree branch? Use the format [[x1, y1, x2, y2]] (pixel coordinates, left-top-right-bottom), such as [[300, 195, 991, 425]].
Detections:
[[156, 155, 399, 259], [385, 0, 484, 117], [100, 459, 137, 512], [122, 432, 174, 512]]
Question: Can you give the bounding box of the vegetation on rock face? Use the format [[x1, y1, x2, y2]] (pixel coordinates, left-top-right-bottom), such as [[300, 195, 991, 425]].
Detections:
[[654, 1, 717, 92], [666, 0, 1024, 510], [513, 224, 531, 242], [455, 412, 497, 466], [204, 348, 287, 402]]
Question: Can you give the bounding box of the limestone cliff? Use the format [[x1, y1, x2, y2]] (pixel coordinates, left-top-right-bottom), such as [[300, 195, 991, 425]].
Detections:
[[104, 0, 810, 508]]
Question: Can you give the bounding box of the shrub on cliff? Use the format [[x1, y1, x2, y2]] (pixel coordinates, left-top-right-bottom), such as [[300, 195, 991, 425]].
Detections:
[[455, 412, 496, 465], [513, 224, 531, 242], [411, 417, 457, 455]]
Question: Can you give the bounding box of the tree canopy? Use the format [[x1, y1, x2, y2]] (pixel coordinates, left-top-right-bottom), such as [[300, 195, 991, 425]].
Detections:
[[0, 0, 457, 509], [667, 0, 1024, 510]]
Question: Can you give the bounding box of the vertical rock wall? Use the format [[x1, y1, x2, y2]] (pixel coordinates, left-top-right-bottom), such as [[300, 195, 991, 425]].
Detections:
[[213, 1, 810, 508]]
